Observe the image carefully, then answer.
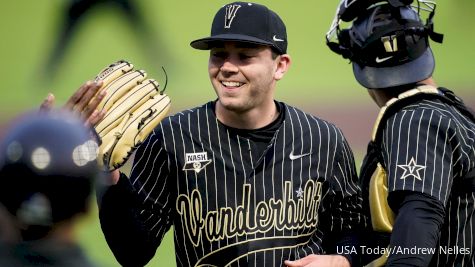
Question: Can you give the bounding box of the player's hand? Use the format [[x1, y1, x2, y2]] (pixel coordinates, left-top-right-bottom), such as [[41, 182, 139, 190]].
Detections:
[[40, 80, 107, 127], [39, 92, 55, 113], [285, 254, 350, 267]]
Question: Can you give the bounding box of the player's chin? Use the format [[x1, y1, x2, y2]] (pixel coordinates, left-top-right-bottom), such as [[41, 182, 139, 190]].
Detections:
[[217, 98, 248, 112]]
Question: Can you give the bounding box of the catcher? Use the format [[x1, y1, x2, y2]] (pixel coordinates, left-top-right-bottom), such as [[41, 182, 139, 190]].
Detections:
[[50, 2, 365, 267], [326, 0, 475, 266]]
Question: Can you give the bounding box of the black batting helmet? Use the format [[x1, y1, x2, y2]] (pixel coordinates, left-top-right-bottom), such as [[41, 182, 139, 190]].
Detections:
[[0, 111, 100, 235], [326, 0, 443, 89]]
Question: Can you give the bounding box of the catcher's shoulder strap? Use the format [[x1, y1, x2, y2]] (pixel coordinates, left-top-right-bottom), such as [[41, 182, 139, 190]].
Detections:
[[371, 85, 475, 145]]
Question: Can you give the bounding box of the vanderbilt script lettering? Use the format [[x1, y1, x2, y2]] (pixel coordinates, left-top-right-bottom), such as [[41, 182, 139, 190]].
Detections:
[[176, 180, 322, 246]]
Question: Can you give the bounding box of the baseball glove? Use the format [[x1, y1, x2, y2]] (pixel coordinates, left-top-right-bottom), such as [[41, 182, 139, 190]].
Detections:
[[92, 60, 171, 170]]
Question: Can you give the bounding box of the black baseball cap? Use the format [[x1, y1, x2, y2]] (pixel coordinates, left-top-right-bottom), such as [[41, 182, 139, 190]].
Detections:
[[350, 4, 434, 89], [190, 2, 287, 54]]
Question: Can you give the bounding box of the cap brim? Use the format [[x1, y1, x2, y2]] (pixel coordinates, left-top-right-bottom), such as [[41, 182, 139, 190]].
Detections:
[[190, 34, 274, 50], [353, 48, 435, 89]]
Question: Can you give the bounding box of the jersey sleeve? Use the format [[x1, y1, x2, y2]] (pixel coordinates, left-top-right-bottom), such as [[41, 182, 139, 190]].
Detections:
[[382, 108, 456, 205], [129, 125, 174, 236], [99, 127, 173, 266], [321, 128, 366, 262], [330, 128, 366, 231]]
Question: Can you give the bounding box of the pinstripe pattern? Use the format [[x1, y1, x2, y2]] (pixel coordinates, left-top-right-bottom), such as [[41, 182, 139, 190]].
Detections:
[[379, 98, 475, 266], [128, 101, 364, 267]]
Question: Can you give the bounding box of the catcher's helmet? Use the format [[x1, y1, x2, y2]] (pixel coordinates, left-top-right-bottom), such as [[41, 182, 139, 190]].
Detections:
[[326, 0, 443, 89], [0, 111, 99, 231]]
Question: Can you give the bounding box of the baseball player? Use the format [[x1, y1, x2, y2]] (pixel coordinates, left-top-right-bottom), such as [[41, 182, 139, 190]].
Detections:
[[0, 111, 101, 267], [326, 0, 475, 266], [98, 2, 365, 267]]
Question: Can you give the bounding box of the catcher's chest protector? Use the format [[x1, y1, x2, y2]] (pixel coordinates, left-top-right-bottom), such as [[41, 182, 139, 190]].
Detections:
[[359, 85, 475, 267]]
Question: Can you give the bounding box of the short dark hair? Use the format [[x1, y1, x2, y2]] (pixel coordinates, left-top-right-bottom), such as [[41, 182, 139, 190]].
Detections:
[[271, 48, 280, 59]]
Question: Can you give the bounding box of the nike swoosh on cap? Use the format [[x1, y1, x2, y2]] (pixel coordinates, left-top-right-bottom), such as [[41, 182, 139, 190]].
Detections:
[[375, 56, 393, 63], [273, 35, 284, 42]]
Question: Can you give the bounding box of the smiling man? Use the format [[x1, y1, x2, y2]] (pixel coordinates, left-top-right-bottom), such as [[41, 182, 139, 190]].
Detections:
[[98, 2, 365, 267]]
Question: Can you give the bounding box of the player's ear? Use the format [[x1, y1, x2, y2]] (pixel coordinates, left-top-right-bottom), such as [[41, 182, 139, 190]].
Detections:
[[274, 54, 291, 80]]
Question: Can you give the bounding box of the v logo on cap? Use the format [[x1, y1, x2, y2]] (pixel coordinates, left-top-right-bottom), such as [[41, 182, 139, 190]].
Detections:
[[224, 4, 241, 28], [190, 2, 288, 54]]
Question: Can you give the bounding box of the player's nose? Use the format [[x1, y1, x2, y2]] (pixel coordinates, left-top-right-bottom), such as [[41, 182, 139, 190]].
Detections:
[[220, 59, 239, 74]]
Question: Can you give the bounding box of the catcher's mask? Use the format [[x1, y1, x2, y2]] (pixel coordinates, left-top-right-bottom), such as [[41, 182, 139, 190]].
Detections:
[[0, 111, 100, 239], [326, 0, 443, 89]]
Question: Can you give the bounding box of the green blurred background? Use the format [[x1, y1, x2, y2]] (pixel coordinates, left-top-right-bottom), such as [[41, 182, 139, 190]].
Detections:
[[0, 1, 473, 266]]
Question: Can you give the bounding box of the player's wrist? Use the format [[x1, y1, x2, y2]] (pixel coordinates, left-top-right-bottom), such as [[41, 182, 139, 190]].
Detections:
[[109, 169, 120, 185], [331, 254, 351, 267]]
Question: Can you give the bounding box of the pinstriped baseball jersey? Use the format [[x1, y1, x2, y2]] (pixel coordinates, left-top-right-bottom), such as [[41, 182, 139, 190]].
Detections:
[[378, 97, 475, 266], [128, 101, 365, 267]]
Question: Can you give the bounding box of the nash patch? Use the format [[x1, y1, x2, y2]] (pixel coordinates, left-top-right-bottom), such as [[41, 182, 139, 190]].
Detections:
[[183, 152, 212, 173]]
